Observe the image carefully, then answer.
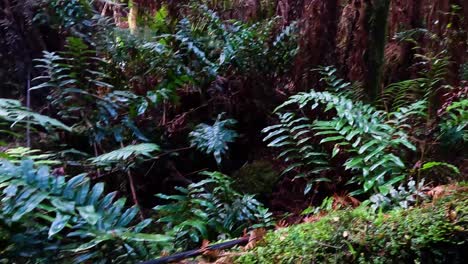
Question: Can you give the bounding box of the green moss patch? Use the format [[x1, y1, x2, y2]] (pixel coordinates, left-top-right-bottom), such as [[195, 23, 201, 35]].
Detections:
[[233, 160, 280, 195], [236, 187, 467, 263]]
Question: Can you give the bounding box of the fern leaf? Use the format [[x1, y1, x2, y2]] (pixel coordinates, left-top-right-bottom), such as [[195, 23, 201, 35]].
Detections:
[[0, 98, 71, 131], [190, 114, 238, 165], [0, 159, 171, 261], [90, 143, 160, 164]]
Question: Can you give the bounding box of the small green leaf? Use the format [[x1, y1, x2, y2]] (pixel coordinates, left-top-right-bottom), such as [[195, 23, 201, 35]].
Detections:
[[77, 205, 99, 225], [49, 213, 71, 238]]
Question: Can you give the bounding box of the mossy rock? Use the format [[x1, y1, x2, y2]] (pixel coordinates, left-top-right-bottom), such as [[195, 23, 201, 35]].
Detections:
[[236, 186, 468, 263], [232, 160, 280, 195]]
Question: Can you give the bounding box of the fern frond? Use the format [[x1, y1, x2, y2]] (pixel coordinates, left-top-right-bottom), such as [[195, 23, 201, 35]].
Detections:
[[1, 147, 60, 165], [380, 52, 450, 111], [316, 66, 365, 100], [0, 159, 171, 261], [90, 143, 160, 164], [262, 112, 330, 193], [0, 98, 71, 131], [439, 98, 468, 142], [272, 90, 416, 195], [381, 78, 427, 110], [32, 37, 151, 144], [190, 114, 238, 165]]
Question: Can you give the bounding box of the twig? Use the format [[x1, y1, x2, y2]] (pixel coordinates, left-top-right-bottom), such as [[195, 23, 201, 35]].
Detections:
[[93, 143, 102, 178], [143, 161, 157, 178], [183, 168, 208, 177], [153, 146, 193, 159], [26, 67, 31, 148]]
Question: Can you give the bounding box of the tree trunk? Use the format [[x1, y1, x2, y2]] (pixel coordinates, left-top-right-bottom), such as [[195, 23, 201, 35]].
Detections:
[[128, 1, 139, 33], [365, 0, 391, 101]]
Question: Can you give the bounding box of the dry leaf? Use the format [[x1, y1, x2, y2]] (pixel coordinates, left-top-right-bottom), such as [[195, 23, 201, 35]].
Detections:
[[243, 228, 266, 250]]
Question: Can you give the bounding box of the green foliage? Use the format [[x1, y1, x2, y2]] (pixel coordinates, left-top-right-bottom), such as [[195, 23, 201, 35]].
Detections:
[[0, 147, 60, 165], [32, 37, 150, 145], [237, 187, 467, 263], [381, 52, 450, 110], [191, 6, 298, 76], [90, 143, 160, 165], [420, 161, 460, 175], [262, 112, 330, 194], [47, 0, 92, 28], [0, 98, 70, 132], [104, 4, 297, 101], [439, 98, 468, 144], [268, 89, 418, 195], [0, 159, 171, 263], [316, 66, 364, 101], [369, 178, 427, 210], [190, 114, 238, 165], [301, 196, 337, 216], [154, 171, 273, 251]]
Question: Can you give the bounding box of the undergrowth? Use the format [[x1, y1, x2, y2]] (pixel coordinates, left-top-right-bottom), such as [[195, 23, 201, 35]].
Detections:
[[236, 184, 468, 263]]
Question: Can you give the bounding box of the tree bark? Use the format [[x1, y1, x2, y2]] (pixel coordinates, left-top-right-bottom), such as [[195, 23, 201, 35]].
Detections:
[[365, 0, 391, 101], [128, 0, 139, 33]]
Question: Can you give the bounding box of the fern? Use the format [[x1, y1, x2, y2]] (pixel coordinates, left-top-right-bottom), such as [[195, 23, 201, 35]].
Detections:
[[381, 52, 450, 110], [317, 66, 365, 101], [0, 98, 70, 132], [154, 171, 272, 251], [189, 113, 238, 165], [0, 159, 171, 262], [438, 98, 468, 145], [90, 143, 160, 165], [262, 112, 330, 194], [175, 18, 216, 74], [269, 90, 417, 195], [0, 147, 60, 165], [32, 37, 150, 144]]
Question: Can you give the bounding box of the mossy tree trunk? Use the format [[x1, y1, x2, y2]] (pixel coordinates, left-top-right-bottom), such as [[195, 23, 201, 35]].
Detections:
[[365, 0, 391, 102]]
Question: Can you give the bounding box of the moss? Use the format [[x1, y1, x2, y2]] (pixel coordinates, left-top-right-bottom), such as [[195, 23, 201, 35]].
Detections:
[[232, 160, 280, 195], [236, 187, 468, 263]]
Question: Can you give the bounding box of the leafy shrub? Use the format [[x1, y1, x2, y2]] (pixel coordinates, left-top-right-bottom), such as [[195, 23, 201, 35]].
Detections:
[[190, 114, 238, 165], [0, 159, 171, 263], [104, 4, 297, 102], [47, 0, 92, 29], [32, 37, 149, 145], [236, 185, 468, 263], [265, 88, 420, 195], [439, 98, 468, 144], [154, 171, 273, 251], [369, 178, 427, 210]]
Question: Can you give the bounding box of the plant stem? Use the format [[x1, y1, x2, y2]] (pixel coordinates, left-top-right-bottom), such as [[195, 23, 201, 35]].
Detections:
[[120, 142, 144, 220], [127, 169, 144, 220]]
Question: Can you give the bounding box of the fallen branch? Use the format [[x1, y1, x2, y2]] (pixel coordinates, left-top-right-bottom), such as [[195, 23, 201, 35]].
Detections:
[[139, 237, 249, 264]]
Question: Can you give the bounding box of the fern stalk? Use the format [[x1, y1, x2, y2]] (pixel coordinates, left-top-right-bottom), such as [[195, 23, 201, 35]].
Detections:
[[120, 142, 143, 220]]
